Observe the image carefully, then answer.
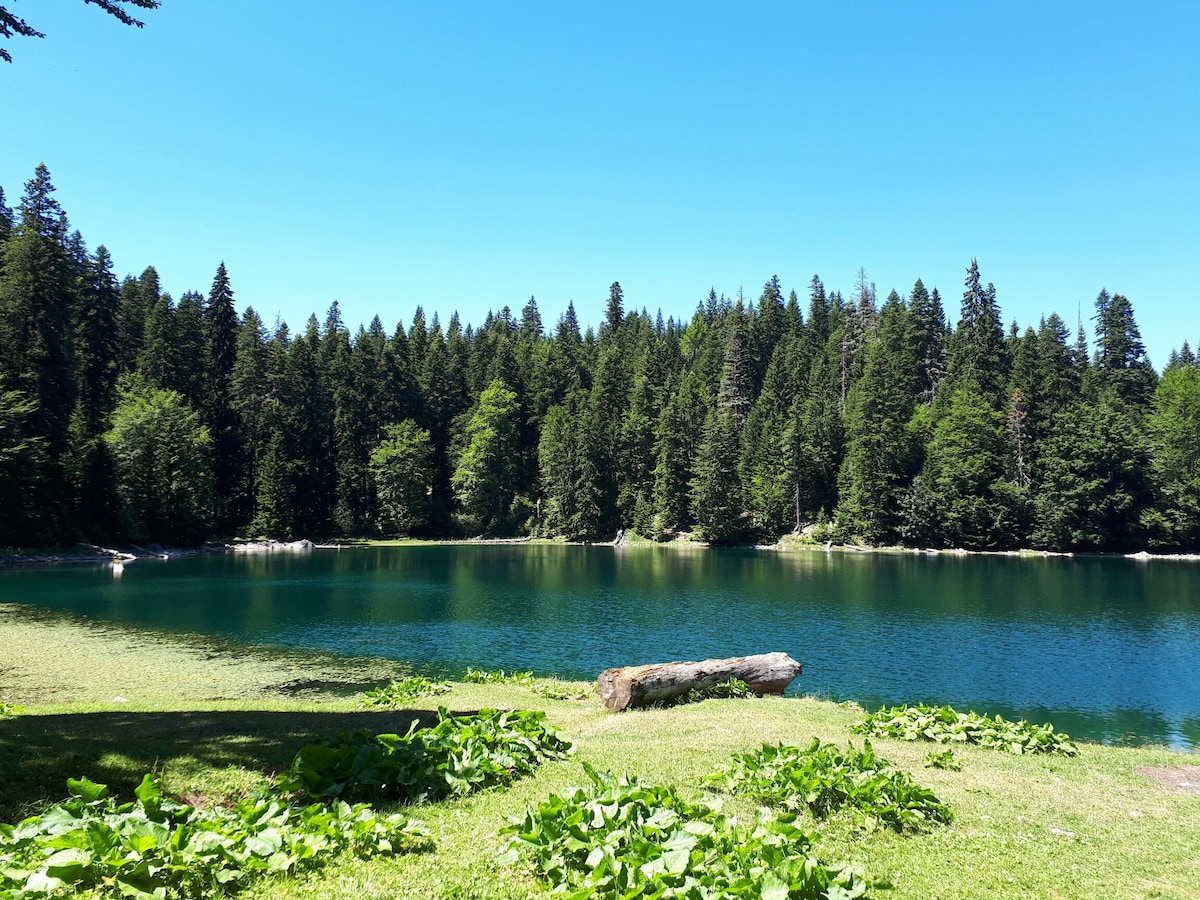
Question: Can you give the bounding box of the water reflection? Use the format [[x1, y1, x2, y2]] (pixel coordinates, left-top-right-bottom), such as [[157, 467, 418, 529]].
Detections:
[[2, 546, 1198, 748]]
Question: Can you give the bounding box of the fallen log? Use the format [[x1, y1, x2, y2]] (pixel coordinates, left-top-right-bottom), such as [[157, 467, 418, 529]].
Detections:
[[597, 652, 802, 712]]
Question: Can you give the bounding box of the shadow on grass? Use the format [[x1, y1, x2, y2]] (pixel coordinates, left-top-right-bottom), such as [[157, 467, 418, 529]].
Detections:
[[0, 707, 448, 821]]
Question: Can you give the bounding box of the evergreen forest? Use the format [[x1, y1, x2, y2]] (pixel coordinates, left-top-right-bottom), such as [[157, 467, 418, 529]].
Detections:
[[2, 165, 1198, 552]]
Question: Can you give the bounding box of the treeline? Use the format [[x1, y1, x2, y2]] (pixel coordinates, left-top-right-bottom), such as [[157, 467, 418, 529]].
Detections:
[[2, 164, 1198, 552]]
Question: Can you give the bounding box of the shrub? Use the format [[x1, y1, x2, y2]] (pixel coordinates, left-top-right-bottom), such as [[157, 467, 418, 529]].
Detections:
[[707, 739, 951, 832], [282, 707, 572, 804], [359, 676, 452, 707], [0, 775, 425, 899], [499, 763, 865, 899], [851, 704, 1079, 756]]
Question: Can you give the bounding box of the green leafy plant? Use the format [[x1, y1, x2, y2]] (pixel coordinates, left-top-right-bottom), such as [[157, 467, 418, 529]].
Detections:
[[462, 667, 534, 685], [359, 676, 452, 707], [923, 749, 963, 770], [707, 739, 951, 832], [499, 763, 865, 899], [851, 704, 1080, 756], [0, 775, 426, 899], [685, 677, 755, 703], [0, 702, 20, 717], [531, 679, 595, 701], [282, 707, 572, 804]]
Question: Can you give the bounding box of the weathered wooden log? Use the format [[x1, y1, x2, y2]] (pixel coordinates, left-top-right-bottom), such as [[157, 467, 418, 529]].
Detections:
[[597, 652, 802, 712]]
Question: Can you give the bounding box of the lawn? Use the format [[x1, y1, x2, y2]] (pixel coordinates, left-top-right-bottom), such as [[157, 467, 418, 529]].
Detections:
[[1, 603, 1197, 899]]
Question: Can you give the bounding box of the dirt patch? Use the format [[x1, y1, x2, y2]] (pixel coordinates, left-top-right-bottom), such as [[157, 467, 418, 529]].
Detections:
[[1135, 765, 1200, 795]]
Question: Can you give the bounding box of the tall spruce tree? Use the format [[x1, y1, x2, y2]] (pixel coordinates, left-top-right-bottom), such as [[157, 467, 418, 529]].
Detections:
[[1144, 363, 1200, 549], [0, 165, 76, 465], [1091, 289, 1156, 406], [203, 262, 241, 528], [836, 290, 918, 544], [948, 259, 1008, 404], [909, 279, 948, 404]]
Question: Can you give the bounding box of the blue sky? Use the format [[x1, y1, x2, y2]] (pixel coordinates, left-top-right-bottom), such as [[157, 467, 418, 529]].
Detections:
[[2, 1, 1197, 364]]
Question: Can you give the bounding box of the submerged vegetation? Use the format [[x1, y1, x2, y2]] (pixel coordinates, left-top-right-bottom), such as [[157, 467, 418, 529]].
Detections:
[[2, 165, 1199, 553]]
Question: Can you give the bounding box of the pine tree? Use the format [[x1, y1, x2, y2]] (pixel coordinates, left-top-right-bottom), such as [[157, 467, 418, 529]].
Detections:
[[835, 291, 918, 544], [743, 336, 796, 535], [0, 376, 47, 543], [948, 259, 1008, 404], [748, 274, 786, 394], [1092, 289, 1156, 406], [1144, 364, 1200, 549], [781, 347, 843, 531], [200, 263, 242, 527], [909, 279, 948, 404], [601, 281, 624, 344], [452, 379, 521, 533], [903, 384, 1012, 549], [0, 186, 13, 243], [0, 164, 77, 465], [538, 396, 603, 540], [172, 291, 207, 407], [73, 244, 121, 430], [1031, 397, 1152, 551], [689, 404, 747, 544], [229, 307, 269, 528], [115, 266, 159, 373]]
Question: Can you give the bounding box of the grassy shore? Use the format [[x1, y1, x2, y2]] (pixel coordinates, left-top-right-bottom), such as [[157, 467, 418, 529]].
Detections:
[[1, 605, 1197, 899]]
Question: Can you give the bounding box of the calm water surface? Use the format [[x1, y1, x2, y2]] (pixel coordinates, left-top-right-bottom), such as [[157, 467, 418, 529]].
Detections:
[[2, 545, 1198, 748]]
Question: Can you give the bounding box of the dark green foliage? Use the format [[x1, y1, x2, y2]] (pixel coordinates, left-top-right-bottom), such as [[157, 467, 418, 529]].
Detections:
[[0, 169, 1189, 553], [0, 377, 46, 544], [104, 377, 214, 544], [359, 676, 452, 707], [851, 704, 1079, 756], [203, 262, 242, 529], [1031, 397, 1152, 551], [538, 399, 604, 540], [948, 259, 1008, 404], [281, 708, 572, 804], [902, 385, 1018, 549], [369, 420, 434, 535], [909, 280, 948, 404], [452, 379, 521, 533], [500, 763, 865, 899], [708, 739, 951, 832], [0, 774, 424, 898], [1143, 364, 1200, 548], [684, 677, 754, 703], [0, 166, 76, 466], [836, 291, 918, 544], [690, 405, 747, 543], [2, 1, 160, 63], [1091, 289, 1157, 406]]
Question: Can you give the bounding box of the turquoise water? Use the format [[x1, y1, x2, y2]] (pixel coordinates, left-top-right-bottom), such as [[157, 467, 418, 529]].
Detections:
[[2, 545, 1198, 748]]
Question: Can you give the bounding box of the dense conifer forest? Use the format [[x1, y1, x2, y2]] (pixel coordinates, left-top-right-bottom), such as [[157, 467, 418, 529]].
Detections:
[[2, 165, 1198, 552]]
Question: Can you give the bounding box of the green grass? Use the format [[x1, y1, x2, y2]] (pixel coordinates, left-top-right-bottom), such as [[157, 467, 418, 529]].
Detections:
[[2, 605, 1199, 898]]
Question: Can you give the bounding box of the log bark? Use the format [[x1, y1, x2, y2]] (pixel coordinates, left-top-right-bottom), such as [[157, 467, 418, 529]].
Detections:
[[597, 652, 802, 712]]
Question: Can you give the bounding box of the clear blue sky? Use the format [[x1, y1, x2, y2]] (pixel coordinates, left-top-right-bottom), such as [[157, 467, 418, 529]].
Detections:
[[3, 1, 1197, 365]]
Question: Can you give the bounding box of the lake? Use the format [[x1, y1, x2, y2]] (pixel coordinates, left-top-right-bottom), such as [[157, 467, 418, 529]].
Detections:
[[2, 545, 1198, 748]]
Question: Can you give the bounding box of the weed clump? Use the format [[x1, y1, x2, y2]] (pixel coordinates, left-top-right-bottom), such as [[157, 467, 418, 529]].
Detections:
[[851, 704, 1079, 756]]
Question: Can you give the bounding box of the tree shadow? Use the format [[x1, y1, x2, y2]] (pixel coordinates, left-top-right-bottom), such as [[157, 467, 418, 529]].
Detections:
[[0, 707, 453, 820]]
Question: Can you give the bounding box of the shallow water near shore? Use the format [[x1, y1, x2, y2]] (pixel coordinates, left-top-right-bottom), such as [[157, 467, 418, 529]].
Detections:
[[2, 544, 1198, 748]]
